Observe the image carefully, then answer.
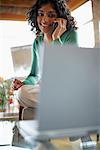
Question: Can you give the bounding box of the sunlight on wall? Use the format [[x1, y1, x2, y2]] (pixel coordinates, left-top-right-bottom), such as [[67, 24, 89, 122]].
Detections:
[[0, 21, 34, 47], [0, 44, 14, 79], [0, 20, 35, 79]]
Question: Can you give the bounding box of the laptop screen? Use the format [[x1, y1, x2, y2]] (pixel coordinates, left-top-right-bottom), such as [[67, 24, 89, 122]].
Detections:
[[36, 44, 100, 138]]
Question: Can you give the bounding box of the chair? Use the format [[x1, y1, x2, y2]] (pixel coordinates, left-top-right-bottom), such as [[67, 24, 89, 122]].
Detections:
[[19, 105, 36, 120]]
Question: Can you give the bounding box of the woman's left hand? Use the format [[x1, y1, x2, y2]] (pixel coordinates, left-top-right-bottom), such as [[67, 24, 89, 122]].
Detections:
[[52, 18, 67, 40]]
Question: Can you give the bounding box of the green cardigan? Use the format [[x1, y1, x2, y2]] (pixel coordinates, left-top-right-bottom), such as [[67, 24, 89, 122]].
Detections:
[[23, 28, 77, 85]]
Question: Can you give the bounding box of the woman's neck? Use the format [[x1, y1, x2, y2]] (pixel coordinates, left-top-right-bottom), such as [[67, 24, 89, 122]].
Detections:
[[44, 33, 53, 44]]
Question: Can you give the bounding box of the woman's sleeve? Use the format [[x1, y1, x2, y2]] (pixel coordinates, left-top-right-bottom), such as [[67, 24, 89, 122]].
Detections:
[[64, 29, 78, 45], [23, 39, 40, 85]]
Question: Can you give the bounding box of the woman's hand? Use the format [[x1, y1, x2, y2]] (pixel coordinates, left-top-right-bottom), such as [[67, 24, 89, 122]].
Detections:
[[13, 79, 23, 90], [52, 18, 67, 40]]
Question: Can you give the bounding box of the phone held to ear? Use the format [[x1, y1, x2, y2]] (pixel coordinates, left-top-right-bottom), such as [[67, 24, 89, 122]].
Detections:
[[50, 22, 58, 33]]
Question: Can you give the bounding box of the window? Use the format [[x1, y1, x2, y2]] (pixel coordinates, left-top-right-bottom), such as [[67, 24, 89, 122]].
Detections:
[[72, 0, 95, 48]]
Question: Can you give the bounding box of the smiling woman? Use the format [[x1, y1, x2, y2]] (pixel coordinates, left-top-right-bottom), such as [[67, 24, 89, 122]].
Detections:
[[12, 0, 77, 120], [37, 3, 58, 42]]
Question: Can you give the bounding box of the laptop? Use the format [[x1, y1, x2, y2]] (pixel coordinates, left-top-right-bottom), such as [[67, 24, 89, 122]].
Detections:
[[36, 44, 100, 140], [18, 44, 100, 142]]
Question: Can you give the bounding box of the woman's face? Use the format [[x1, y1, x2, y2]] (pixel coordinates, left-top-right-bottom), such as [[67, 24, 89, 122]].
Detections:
[[37, 3, 57, 34]]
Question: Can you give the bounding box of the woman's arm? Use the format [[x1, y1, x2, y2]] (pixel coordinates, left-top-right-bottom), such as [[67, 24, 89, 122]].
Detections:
[[23, 39, 40, 85]]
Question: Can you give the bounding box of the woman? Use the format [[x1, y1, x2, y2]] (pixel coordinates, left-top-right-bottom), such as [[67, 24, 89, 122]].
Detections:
[[13, 0, 77, 119]]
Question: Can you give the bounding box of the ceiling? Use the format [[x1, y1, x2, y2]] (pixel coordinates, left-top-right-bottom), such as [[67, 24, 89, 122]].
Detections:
[[0, 0, 87, 20]]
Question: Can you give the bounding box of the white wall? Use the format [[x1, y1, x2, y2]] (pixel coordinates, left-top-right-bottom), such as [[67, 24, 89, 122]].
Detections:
[[0, 20, 35, 79]]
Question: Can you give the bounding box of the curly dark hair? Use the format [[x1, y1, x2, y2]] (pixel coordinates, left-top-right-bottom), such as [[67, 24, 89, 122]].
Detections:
[[27, 0, 77, 35]]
